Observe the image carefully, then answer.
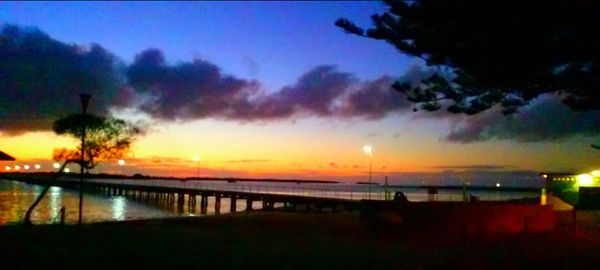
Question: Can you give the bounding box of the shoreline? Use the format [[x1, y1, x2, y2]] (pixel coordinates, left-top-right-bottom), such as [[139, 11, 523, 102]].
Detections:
[[2, 210, 600, 269], [2, 194, 600, 268]]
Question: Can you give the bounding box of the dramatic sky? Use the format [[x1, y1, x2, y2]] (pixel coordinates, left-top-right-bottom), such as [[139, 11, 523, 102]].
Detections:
[[1, 1, 600, 185]]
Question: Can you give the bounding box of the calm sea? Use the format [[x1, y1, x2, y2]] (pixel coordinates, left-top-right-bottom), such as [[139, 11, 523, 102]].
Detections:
[[0, 179, 540, 225]]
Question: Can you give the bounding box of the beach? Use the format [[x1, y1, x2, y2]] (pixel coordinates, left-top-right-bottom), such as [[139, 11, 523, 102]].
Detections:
[[2, 207, 600, 269]]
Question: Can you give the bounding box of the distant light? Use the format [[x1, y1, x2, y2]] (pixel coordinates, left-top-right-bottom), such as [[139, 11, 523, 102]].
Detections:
[[576, 174, 594, 186], [118, 159, 125, 166], [53, 163, 60, 169], [363, 145, 372, 155], [496, 183, 501, 187], [5, 166, 11, 171], [192, 155, 200, 162], [34, 164, 41, 169], [542, 174, 548, 179], [14, 165, 21, 171], [24, 165, 30, 170], [591, 170, 600, 177], [64, 168, 70, 173]]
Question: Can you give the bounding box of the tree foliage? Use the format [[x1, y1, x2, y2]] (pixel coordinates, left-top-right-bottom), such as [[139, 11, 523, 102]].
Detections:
[[336, 0, 600, 115], [52, 114, 140, 170]]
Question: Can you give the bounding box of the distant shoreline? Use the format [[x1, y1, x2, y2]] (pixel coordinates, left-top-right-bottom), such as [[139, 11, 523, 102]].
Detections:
[[0, 172, 339, 184], [0, 172, 543, 191]]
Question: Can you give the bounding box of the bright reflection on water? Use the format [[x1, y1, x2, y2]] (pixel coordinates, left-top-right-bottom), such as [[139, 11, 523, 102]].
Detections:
[[1, 178, 540, 226], [49, 186, 62, 222], [111, 196, 126, 221], [0, 180, 176, 225]]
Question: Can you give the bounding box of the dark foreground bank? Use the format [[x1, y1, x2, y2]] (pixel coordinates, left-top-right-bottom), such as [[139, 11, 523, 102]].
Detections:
[[2, 210, 600, 269]]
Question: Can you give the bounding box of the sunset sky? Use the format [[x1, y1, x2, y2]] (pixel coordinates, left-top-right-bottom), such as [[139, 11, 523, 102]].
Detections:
[[2, 1, 600, 185]]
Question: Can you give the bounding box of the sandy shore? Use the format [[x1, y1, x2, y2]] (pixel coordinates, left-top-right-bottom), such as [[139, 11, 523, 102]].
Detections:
[[2, 209, 600, 269]]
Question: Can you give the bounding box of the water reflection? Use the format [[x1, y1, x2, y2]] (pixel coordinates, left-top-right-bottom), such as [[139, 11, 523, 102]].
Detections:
[[49, 186, 62, 222], [1, 178, 540, 225], [111, 196, 126, 221], [0, 180, 176, 225]]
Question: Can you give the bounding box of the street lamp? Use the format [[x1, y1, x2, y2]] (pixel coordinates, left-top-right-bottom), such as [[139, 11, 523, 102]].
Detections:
[[363, 145, 373, 199], [78, 93, 91, 226], [118, 159, 125, 176], [193, 155, 200, 179]]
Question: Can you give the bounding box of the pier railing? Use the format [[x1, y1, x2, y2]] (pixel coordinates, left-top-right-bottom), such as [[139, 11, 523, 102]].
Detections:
[[53, 178, 539, 202], [82, 178, 374, 201]]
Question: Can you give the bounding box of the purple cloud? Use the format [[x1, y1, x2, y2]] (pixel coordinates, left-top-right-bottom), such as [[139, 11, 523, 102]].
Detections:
[[0, 25, 123, 135], [125, 51, 431, 122], [125, 49, 259, 121], [441, 96, 600, 143]]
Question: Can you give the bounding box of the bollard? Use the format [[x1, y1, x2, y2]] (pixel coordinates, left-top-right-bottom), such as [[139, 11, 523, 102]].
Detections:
[[60, 206, 66, 225], [573, 206, 578, 236], [230, 196, 237, 213]]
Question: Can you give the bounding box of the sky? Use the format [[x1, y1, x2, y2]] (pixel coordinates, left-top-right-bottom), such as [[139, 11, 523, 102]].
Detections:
[[1, 1, 600, 186]]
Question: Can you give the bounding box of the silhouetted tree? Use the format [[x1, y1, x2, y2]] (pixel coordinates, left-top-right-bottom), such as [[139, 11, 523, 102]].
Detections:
[[52, 114, 139, 170], [25, 114, 140, 225], [336, 0, 600, 115]]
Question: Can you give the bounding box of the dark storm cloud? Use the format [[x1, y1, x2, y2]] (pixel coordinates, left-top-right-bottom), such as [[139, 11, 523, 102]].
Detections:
[[125, 49, 260, 121], [250, 65, 356, 119], [125, 50, 433, 122], [2, 24, 430, 135], [0, 25, 123, 135], [340, 66, 437, 119], [1, 25, 443, 136], [8, 24, 595, 145], [442, 96, 600, 143], [340, 76, 404, 119]]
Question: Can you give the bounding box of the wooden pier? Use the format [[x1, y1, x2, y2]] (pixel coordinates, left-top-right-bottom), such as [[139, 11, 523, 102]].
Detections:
[[15, 178, 360, 214]]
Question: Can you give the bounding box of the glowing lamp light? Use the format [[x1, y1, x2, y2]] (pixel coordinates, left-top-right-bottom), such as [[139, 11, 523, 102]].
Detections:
[[64, 168, 70, 173], [5, 166, 11, 171], [542, 174, 548, 179], [53, 163, 60, 169], [35, 164, 41, 169], [14, 165, 21, 171], [24, 165, 30, 170], [591, 170, 600, 177], [496, 183, 501, 187], [576, 174, 594, 186], [363, 145, 372, 155], [118, 159, 125, 166]]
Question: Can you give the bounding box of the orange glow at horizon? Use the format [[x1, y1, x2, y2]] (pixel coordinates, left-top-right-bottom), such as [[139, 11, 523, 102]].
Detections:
[[2, 118, 600, 181]]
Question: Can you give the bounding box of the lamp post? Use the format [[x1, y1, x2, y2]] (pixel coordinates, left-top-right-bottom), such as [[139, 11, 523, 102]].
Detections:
[[118, 159, 125, 174], [118, 159, 126, 183], [78, 93, 91, 226], [363, 145, 373, 199], [193, 155, 200, 179]]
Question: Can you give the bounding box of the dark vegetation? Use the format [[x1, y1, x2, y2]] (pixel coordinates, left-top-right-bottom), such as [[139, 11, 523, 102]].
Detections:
[[337, 0, 600, 115], [548, 182, 579, 205]]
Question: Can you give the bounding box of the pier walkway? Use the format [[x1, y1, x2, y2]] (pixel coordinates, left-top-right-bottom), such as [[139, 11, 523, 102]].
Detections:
[[19, 177, 362, 213]]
